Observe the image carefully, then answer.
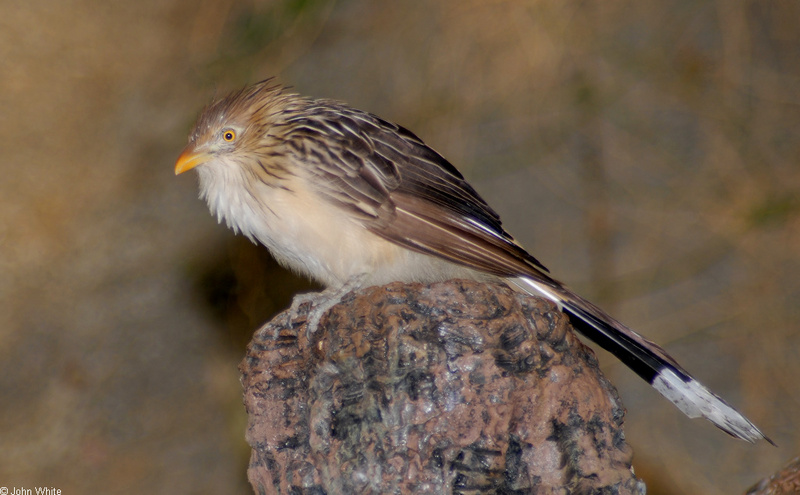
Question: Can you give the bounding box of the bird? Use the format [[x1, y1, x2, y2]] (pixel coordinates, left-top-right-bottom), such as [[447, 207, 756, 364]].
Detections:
[[175, 79, 771, 444]]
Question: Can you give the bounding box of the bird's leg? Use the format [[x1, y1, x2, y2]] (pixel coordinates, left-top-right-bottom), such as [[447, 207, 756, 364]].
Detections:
[[287, 274, 367, 336]]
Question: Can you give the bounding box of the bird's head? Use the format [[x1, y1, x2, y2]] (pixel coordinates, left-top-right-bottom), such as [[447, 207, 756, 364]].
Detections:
[[174, 80, 304, 240], [175, 80, 289, 176]]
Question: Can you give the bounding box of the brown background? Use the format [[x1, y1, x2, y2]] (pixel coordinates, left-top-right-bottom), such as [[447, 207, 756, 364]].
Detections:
[[1, 1, 798, 493]]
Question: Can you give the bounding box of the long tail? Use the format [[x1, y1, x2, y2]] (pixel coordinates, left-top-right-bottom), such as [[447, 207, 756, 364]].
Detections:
[[509, 276, 773, 444]]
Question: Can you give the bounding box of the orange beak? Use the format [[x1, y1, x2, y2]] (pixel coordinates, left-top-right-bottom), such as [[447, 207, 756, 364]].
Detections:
[[175, 145, 211, 175]]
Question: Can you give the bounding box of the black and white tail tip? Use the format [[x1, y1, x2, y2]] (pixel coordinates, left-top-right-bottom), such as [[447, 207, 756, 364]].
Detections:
[[510, 276, 774, 445]]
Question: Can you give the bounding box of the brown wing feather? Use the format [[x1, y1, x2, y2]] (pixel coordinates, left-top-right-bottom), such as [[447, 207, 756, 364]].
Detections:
[[280, 100, 550, 277]]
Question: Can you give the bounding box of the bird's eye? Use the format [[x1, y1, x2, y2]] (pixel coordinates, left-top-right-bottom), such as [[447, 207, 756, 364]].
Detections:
[[222, 129, 236, 142]]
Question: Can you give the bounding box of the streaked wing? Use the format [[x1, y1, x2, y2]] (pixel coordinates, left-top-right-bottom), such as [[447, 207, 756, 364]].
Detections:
[[280, 101, 550, 277]]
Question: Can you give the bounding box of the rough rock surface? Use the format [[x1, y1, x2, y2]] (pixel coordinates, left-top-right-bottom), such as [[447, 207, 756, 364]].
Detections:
[[239, 280, 645, 494], [747, 456, 800, 495]]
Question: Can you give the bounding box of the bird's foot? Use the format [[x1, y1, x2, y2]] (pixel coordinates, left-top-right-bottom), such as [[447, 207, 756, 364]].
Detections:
[[287, 274, 367, 336]]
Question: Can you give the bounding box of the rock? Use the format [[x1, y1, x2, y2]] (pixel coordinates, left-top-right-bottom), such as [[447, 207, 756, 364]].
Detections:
[[240, 279, 644, 494], [747, 456, 800, 495]]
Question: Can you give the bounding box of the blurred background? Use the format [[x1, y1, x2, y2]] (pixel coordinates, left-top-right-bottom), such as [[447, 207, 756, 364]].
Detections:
[[1, 0, 798, 493]]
